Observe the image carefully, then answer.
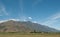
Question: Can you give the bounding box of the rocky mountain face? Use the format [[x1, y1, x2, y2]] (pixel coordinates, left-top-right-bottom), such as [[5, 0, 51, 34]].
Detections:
[[0, 20, 59, 32]]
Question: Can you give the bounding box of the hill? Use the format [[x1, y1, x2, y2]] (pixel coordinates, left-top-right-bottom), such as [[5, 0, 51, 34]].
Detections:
[[0, 20, 59, 32]]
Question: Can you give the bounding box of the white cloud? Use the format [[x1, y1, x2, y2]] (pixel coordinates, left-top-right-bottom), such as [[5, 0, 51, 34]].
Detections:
[[23, 19, 27, 21], [0, 2, 9, 16], [1, 6, 8, 15], [0, 20, 9, 23], [28, 17, 32, 20], [33, 21, 37, 23], [50, 13, 60, 20], [8, 19, 20, 21], [0, 19, 20, 23], [19, 16, 27, 21], [41, 12, 60, 30], [42, 12, 60, 25]]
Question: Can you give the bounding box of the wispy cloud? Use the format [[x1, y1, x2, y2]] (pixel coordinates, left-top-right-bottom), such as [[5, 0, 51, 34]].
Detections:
[[19, 0, 24, 15], [1, 6, 9, 15], [42, 12, 60, 25], [32, 0, 43, 7], [19, 16, 27, 21], [0, 2, 9, 16], [41, 12, 60, 30], [50, 13, 60, 20], [18, 0, 26, 21]]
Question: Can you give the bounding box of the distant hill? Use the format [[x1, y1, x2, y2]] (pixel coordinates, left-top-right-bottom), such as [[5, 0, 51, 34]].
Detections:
[[0, 20, 59, 32]]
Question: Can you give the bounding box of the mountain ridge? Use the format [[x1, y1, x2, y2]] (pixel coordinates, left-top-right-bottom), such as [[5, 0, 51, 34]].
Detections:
[[0, 20, 59, 32]]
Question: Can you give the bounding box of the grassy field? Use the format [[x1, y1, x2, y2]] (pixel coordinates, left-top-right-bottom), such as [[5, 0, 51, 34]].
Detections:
[[0, 33, 60, 37], [0, 34, 60, 37], [0, 35, 60, 37]]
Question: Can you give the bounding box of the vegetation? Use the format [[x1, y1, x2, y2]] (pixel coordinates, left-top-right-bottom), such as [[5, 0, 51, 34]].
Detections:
[[0, 32, 60, 37], [0, 20, 60, 37]]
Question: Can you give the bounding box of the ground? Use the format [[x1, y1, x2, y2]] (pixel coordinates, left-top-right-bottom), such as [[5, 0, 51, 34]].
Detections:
[[0, 33, 60, 37]]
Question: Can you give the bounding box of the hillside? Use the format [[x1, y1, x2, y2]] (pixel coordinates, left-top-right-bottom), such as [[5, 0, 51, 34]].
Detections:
[[0, 20, 59, 32]]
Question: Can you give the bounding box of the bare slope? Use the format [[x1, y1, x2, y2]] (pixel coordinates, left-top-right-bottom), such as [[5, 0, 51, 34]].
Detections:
[[0, 20, 58, 32]]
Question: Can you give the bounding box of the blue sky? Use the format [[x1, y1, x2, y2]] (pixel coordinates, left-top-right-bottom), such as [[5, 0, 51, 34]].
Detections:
[[0, 0, 60, 30]]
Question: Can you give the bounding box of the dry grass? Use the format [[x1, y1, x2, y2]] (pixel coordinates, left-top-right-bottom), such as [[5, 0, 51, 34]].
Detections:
[[0, 33, 60, 37]]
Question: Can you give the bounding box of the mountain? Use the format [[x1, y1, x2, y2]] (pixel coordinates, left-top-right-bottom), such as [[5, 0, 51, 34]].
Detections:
[[0, 20, 59, 32]]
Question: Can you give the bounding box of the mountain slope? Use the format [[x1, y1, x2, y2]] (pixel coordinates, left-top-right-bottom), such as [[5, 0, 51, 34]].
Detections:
[[0, 20, 59, 32]]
